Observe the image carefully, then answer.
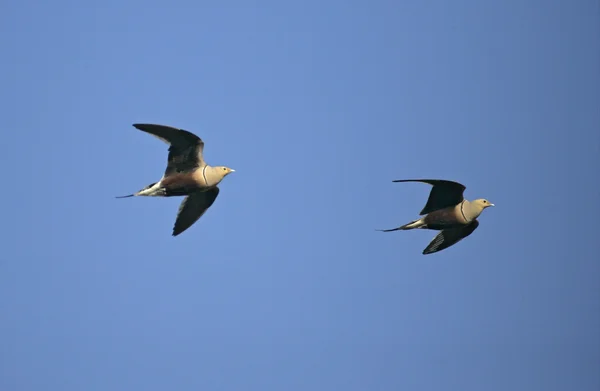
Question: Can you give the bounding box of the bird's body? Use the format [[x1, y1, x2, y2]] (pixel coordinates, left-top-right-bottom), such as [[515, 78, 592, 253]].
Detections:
[[117, 123, 235, 236], [124, 165, 229, 198], [379, 179, 494, 255]]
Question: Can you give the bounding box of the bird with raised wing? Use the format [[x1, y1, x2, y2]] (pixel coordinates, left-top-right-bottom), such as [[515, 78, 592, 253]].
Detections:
[[117, 123, 235, 236], [378, 179, 494, 255]]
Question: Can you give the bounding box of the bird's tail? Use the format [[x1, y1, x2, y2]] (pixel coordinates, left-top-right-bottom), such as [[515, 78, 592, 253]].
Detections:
[[115, 182, 158, 198], [377, 218, 426, 232]]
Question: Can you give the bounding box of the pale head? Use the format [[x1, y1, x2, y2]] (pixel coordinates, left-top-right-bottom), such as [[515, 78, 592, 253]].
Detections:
[[204, 166, 235, 187], [462, 198, 494, 221], [216, 166, 235, 177], [473, 198, 495, 210]]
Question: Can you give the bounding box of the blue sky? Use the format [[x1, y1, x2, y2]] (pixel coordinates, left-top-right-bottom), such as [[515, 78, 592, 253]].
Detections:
[[1, 0, 599, 390]]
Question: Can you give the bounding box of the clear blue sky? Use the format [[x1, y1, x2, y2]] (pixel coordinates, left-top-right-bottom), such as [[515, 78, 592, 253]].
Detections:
[[2, 0, 599, 390]]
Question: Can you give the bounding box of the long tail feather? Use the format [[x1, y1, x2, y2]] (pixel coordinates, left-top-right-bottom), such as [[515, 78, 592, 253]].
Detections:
[[115, 182, 159, 199], [376, 218, 425, 232], [376, 226, 404, 232]]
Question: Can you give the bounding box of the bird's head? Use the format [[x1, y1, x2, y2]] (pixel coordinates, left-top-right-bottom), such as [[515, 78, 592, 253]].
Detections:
[[217, 166, 235, 178], [473, 198, 495, 210]]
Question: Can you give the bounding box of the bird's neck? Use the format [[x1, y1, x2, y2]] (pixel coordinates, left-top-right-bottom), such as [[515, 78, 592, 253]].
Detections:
[[461, 200, 482, 221], [202, 166, 223, 187]]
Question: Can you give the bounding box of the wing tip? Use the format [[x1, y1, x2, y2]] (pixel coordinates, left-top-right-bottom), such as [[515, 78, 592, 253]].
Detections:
[[132, 123, 158, 131], [172, 225, 185, 236], [391, 178, 465, 188]]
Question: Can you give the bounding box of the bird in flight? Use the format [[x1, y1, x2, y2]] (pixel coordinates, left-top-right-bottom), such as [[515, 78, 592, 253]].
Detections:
[[378, 179, 494, 255], [117, 123, 235, 236]]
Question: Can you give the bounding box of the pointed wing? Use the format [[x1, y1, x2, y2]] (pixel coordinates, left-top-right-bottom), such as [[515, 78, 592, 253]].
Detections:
[[172, 187, 220, 236], [422, 220, 479, 255], [393, 179, 466, 215], [133, 123, 206, 176]]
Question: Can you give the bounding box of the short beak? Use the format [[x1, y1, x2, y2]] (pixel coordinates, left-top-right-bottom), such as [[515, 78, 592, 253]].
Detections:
[[489, 203, 495, 207], [230, 169, 235, 172]]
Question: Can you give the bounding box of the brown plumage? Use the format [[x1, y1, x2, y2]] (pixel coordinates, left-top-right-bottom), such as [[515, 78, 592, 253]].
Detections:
[[378, 179, 494, 255], [117, 123, 235, 236]]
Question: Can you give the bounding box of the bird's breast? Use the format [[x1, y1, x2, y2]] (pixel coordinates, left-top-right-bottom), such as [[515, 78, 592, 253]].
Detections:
[[162, 173, 203, 189], [425, 206, 467, 227]]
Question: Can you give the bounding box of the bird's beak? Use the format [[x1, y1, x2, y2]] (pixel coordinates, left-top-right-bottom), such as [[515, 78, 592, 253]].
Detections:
[[489, 203, 495, 207], [230, 169, 235, 173]]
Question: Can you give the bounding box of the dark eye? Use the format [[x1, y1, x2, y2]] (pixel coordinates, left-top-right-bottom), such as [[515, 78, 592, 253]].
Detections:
[[223, 168, 226, 171]]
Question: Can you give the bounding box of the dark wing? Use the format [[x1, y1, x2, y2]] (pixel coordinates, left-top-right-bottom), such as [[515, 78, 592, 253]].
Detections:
[[422, 220, 479, 255], [172, 187, 220, 236], [393, 179, 466, 215], [133, 123, 205, 176]]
